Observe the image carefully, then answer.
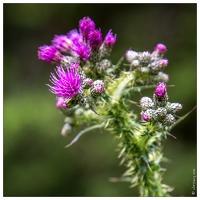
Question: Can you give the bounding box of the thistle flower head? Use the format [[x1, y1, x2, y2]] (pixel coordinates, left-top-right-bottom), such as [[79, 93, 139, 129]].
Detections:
[[88, 29, 102, 51], [103, 29, 117, 48], [154, 82, 167, 97], [47, 66, 82, 99], [52, 35, 72, 53], [79, 16, 96, 39], [67, 29, 83, 44], [71, 43, 91, 62], [154, 43, 167, 54], [38, 45, 63, 63]]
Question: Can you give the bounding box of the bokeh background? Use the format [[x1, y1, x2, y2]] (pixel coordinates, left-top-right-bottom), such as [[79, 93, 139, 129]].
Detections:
[[3, 3, 197, 197]]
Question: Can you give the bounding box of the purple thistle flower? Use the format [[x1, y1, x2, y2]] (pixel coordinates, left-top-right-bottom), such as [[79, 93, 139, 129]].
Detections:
[[154, 82, 167, 97], [71, 43, 91, 62], [52, 35, 72, 53], [79, 16, 96, 39], [67, 29, 83, 44], [154, 43, 167, 54], [88, 29, 102, 51], [38, 45, 63, 63], [47, 66, 82, 99], [103, 29, 117, 48]]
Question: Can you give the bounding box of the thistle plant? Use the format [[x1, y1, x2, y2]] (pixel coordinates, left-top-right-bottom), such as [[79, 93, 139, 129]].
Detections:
[[38, 16, 194, 197]]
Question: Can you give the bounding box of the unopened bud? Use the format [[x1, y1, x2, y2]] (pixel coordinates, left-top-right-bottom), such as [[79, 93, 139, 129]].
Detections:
[[163, 114, 175, 126], [140, 51, 151, 65], [166, 102, 183, 113], [141, 109, 157, 122], [82, 78, 93, 89], [140, 97, 154, 110], [90, 80, 104, 98], [156, 107, 167, 118], [154, 43, 167, 54], [125, 50, 139, 63]]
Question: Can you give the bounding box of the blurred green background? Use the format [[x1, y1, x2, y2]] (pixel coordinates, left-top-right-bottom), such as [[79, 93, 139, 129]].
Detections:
[[3, 3, 197, 197]]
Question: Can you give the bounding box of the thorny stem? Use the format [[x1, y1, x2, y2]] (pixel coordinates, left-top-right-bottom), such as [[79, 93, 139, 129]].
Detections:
[[103, 74, 172, 196]]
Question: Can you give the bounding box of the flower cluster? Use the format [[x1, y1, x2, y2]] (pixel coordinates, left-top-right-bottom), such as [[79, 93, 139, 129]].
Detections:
[[38, 17, 116, 69], [125, 43, 169, 84], [140, 82, 182, 126], [38, 17, 116, 110]]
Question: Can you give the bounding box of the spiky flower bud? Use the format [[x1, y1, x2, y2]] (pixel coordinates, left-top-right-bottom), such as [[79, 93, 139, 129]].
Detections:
[[155, 107, 167, 118], [125, 50, 139, 63], [160, 59, 168, 67], [140, 97, 154, 110], [141, 109, 157, 121], [153, 82, 168, 107], [139, 51, 151, 65], [141, 113, 149, 121], [154, 82, 167, 98], [163, 114, 176, 126], [82, 78, 93, 89], [154, 43, 167, 54], [90, 80, 104, 98], [103, 29, 117, 48], [166, 102, 183, 113]]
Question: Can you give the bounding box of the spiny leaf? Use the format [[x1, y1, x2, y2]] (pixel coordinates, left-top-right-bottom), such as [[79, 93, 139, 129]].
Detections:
[[169, 105, 196, 130], [65, 124, 104, 148]]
